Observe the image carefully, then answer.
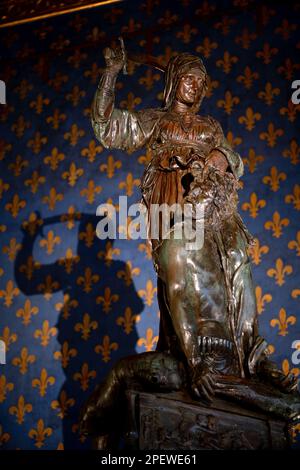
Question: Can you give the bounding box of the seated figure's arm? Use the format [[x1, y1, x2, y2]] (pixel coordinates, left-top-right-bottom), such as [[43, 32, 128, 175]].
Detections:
[[92, 47, 154, 152]]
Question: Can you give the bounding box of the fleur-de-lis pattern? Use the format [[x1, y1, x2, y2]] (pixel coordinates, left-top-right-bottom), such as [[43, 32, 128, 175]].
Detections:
[[0, 0, 299, 450]]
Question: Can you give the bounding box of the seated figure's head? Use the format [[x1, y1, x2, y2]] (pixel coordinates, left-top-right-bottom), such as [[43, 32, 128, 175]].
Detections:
[[163, 53, 209, 113]]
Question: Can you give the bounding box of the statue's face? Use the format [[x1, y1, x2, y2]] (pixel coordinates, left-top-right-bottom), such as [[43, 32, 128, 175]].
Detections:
[[175, 69, 204, 106]]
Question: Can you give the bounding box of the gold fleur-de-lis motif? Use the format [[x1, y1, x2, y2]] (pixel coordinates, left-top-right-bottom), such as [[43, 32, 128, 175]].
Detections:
[[29, 93, 50, 114], [282, 139, 299, 165], [53, 341, 77, 368], [248, 238, 269, 265], [256, 43, 278, 64], [1, 104, 15, 124], [138, 241, 152, 260], [270, 308, 296, 336], [0, 425, 10, 447], [32, 368, 55, 397], [157, 10, 178, 28], [0, 280, 20, 307], [67, 48, 87, 68], [238, 107, 261, 131], [242, 148, 264, 174], [79, 223, 96, 248], [259, 122, 284, 147], [104, 6, 123, 24], [12, 347, 36, 374], [263, 167, 287, 192], [81, 139, 103, 163], [51, 390, 75, 419], [34, 320, 57, 347], [48, 71, 68, 91], [84, 62, 102, 83], [119, 173, 141, 197], [267, 258, 293, 286], [0, 178, 10, 199], [5, 194, 26, 218], [176, 23, 198, 44], [116, 307, 141, 334], [120, 92, 142, 112], [117, 261, 140, 287], [217, 91, 240, 115], [196, 37, 218, 58], [205, 78, 219, 98], [42, 187, 64, 211], [73, 363, 97, 390], [264, 211, 289, 238], [138, 69, 161, 91], [235, 28, 257, 49], [37, 275, 60, 300], [95, 336, 118, 363], [121, 17, 141, 33], [64, 123, 85, 146], [39, 230, 61, 255], [8, 154, 29, 176], [214, 16, 236, 35], [19, 255, 39, 279], [226, 132, 243, 148], [27, 131, 48, 154], [58, 248, 80, 274], [138, 148, 152, 166], [11, 115, 31, 138], [280, 100, 300, 123], [157, 46, 178, 68], [277, 58, 300, 80], [3, 238, 22, 262], [241, 192, 266, 218], [16, 299, 39, 326], [281, 359, 299, 378], [74, 313, 98, 340], [24, 170, 46, 193], [290, 424, 300, 444], [9, 395, 32, 424], [236, 66, 259, 89], [96, 287, 119, 314], [76, 267, 99, 293], [44, 148, 65, 170], [60, 206, 81, 230], [255, 286, 272, 315], [14, 79, 32, 99], [137, 328, 158, 352], [80, 180, 102, 204], [66, 85, 86, 106], [275, 19, 297, 40], [0, 375, 14, 403], [216, 51, 238, 74], [0, 140, 12, 161], [28, 419, 53, 448], [288, 231, 300, 257], [46, 109, 66, 129], [22, 212, 43, 236], [258, 82, 280, 105], [138, 280, 157, 306], [55, 293, 78, 320], [99, 155, 122, 178], [62, 162, 84, 187], [285, 184, 300, 210], [97, 241, 120, 267]]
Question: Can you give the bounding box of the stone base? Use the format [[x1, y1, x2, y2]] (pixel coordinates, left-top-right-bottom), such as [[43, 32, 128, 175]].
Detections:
[[124, 390, 290, 450]]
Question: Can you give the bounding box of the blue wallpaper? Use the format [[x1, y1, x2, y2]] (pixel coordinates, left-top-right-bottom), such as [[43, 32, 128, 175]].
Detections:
[[0, 0, 299, 449]]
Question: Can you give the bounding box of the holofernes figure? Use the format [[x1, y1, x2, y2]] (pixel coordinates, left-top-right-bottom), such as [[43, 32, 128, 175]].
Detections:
[[80, 46, 300, 443]]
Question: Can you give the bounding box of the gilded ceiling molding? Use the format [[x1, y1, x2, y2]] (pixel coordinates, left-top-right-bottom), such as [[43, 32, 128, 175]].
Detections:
[[0, 0, 122, 28]]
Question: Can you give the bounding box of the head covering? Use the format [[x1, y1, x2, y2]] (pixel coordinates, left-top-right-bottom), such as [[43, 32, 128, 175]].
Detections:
[[163, 53, 209, 113]]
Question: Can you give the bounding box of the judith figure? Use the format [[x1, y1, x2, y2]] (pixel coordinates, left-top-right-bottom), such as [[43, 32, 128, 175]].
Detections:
[[80, 47, 299, 442]]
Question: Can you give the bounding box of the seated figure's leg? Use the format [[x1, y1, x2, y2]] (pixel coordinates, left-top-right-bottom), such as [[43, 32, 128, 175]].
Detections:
[[79, 351, 185, 438]]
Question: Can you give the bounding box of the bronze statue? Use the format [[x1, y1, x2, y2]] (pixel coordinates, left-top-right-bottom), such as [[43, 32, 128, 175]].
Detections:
[[80, 45, 300, 447]]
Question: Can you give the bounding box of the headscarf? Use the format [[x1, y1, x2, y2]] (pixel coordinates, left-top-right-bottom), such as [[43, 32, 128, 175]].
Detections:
[[163, 53, 209, 113]]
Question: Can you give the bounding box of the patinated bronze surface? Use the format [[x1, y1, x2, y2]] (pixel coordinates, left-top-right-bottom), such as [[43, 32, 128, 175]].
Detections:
[[80, 45, 300, 448]]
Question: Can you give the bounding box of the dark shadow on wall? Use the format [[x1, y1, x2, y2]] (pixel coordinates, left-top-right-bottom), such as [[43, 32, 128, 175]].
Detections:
[[14, 212, 144, 449]]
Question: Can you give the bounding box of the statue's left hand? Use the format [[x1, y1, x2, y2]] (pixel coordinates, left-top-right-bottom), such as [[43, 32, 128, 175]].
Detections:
[[190, 356, 219, 403]]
